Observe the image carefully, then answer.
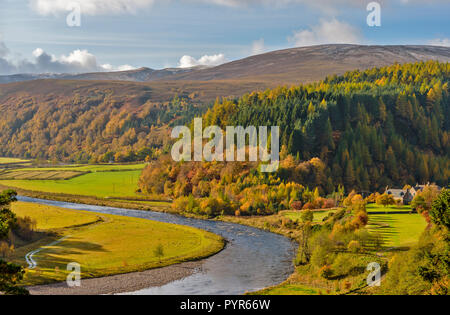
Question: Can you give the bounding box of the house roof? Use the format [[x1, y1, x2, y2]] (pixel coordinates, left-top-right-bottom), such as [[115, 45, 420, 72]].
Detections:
[[386, 189, 407, 199]]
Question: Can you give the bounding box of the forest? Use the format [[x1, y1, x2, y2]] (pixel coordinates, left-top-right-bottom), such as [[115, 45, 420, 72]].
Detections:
[[198, 61, 449, 192], [0, 89, 203, 163], [139, 61, 449, 217]]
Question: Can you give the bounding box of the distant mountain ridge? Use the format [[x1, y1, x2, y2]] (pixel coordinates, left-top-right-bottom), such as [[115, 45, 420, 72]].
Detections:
[[0, 67, 199, 84], [1, 45, 450, 85]]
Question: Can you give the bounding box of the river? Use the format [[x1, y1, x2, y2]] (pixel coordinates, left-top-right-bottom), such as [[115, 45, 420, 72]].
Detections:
[[18, 196, 296, 295]]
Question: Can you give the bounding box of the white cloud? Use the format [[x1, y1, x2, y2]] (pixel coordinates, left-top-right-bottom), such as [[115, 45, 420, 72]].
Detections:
[[0, 39, 135, 75], [101, 64, 136, 71], [289, 19, 362, 47], [428, 38, 450, 47], [178, 54, 227, 68], [30, 0, 450, 16], [28, 0, 366, 16], [251, 38, 266, 55], [0, 36, 9, 58], [29, 0, 156, 16]]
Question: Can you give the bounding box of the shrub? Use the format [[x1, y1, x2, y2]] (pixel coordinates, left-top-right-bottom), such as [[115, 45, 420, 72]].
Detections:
[[429, 188, 449, 229], [318, 265, 333, 279], [302, 202, 315, 210], [411, 195, 426, 213], [291, 201, 303, 211], [323, 198, 336, 209], [0, 241, 13, 259], [14, 216, 37, 241], [311, 246, 330, 267], [347, 240, 362, 253], [301, 210, 314, 223], [376, 193, 395, 206]]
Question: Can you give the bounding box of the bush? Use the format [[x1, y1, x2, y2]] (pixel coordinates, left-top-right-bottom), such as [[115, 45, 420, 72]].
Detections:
[[323, 198, 336, 209], [311, 246, 331, 267], [301, 210, 314, 223], [411, 195, 426, 213], [14, 216, 37, 241], [347, 240, 362, 253], [291, 201, 303, 211], [376, 194, 395, 206], [302, 202, 315, 210], [0, 241, 13, 259], [318, 265, 333, 279], [429, 188, 449, 229]]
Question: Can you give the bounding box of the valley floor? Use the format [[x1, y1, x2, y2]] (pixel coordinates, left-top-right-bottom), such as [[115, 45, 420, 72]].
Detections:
[[0, 162, 429, 295], [8, 201, 224, 293]]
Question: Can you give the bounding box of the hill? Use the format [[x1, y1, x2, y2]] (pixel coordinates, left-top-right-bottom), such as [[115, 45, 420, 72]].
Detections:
[[1, 45, 450, 85], [0, 46, 449, 169], [167, 45, 450, 83], [140, 61, 450, 203]]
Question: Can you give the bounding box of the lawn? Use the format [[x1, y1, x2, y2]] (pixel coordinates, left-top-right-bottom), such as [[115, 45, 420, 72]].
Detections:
[[366, 204, 427, 248], [0, 157, 30, 164], [366, 203, 413, 213], [13, 163, 147, 172], [12, 202, 100, 230], [282, 209, 338, 224], [10, 202, 224, 285], [0, 170, 143, 198]]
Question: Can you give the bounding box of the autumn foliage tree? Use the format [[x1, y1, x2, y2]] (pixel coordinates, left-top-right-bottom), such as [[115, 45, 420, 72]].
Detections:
[[0, 190, 28, 295]]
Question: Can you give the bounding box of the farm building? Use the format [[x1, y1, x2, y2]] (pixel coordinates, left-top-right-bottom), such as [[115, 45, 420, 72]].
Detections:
[[385, 183, 442, 205]]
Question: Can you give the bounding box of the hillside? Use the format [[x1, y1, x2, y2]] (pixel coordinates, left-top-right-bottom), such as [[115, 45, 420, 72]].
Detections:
[[1, 45, 450, 85], [140, 61, 450, 201], [168, 45, 450, 83], [0, 46, 449, 170], [0, 67, 201, 84]]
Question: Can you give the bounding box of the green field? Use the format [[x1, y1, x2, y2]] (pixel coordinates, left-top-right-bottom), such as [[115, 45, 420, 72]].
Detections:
[[282, 205, 426, 249], [282, 209, 337, 224], [367, 204, 427, 248], [366, 203, 413, 213], [0, 157, 30, 164], [0, 170, 143, 198], [12, 202, 100, 230], [13, 163, 147, 172], [11, 201, 224, 285]]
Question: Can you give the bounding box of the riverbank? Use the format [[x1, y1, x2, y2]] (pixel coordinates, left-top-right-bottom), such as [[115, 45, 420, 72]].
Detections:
[[17, 196, 296, 295], [2, 184, 299, 294], [0, 184, 302, 241], [9, 200, 225, 293], [28, 261, 204, 295]]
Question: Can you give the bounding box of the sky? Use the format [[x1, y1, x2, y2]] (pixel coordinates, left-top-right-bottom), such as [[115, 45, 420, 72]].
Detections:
[[0, 0, 450, 74]]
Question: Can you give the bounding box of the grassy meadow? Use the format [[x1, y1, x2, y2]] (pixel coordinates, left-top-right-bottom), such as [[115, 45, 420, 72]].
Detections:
[[366, 204, 427, 248], [0, 157, 30, 164], [12, 202, 100, 230], [282, 209, 338, 224], [246, 203, 428, 295], [10, 201, 224, 285], [0, 170, 141, 198], [12, 163, 147, 172]]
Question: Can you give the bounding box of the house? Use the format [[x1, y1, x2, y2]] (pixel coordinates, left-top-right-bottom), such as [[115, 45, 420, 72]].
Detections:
[[385, 188, 416, 205], [385, 184, 442, 206]]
